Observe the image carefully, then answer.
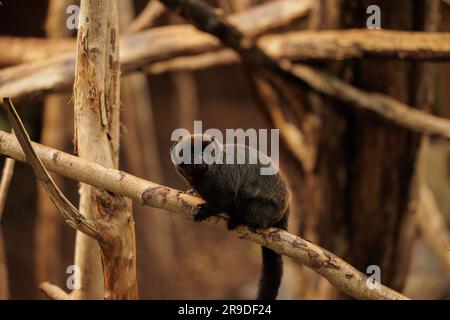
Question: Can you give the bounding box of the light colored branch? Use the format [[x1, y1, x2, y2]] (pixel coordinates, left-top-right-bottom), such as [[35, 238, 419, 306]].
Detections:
[[2, 28, 450, 70], [0, 158, 15, 221], [285, 63, 450, 139], [0, 37, 74, 65], [260, 29, 450, 61], [145, 48, 238, 74], [126, 0, 166, 34], [72, 0, 112, 299], [417, 184, 450, 276], [0, 153, 14, 300], [39, 282, 70, 300], [0, 129, 409, 300]]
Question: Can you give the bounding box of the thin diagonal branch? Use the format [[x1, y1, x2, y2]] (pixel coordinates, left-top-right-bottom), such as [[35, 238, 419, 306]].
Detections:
[[417, 184, 450, 276], [39, 282, 70, 300], [126, 0, 166, 34], [252, 76, 316, 172], [2, 97, 102, 241]]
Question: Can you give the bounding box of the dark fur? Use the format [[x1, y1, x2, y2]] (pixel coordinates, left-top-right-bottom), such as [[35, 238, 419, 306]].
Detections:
[[171, 134, 290, 300]]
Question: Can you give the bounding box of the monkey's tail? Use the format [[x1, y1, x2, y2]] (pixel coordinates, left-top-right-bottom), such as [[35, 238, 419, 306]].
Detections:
[[257, 212, 288, 300]]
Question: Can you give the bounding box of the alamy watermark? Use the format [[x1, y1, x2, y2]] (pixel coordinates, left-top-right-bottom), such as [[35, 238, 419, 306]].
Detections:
[[66, 264, 81, 290], [366, 265, 381, 290], [366, 5, 381, 29], [65, 4, 382, 31], [66, 5, 79, 30], [170, 121, 280, 176]]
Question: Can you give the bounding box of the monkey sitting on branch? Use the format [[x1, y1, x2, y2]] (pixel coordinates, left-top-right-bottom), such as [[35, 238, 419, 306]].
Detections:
[[171, 134, 290, 300]]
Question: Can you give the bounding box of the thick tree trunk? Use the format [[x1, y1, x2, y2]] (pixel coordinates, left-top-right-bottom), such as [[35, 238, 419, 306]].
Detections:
[[295, 0, 440, 298], [73, 0, 137, 300]]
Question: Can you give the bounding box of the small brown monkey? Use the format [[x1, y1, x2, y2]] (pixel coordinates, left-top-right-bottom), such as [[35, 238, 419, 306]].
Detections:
[[171, 134, 290, 300]]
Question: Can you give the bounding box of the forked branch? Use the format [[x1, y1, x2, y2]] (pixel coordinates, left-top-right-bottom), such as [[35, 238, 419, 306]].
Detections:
[[2, 97, 102, 241]]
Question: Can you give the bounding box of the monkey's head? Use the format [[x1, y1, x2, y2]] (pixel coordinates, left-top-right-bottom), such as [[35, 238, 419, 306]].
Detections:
[[170, 134, 222, 180]]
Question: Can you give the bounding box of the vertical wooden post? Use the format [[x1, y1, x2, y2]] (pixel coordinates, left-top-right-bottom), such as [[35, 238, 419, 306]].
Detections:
[[73, 0, 138, 300]]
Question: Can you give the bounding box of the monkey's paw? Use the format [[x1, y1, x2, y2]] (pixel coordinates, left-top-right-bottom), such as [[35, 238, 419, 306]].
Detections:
[[226, 219, 239, 230], [193, 205, 209, 222]]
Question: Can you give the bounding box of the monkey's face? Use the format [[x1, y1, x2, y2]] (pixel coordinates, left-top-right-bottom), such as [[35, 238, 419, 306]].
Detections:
[[170, 134, 219, 179]]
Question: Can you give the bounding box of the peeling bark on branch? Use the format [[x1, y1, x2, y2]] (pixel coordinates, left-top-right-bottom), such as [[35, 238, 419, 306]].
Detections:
[[73, 0, 113, 299], [72, 0, 137, 300], [0, 130, 409, 300]]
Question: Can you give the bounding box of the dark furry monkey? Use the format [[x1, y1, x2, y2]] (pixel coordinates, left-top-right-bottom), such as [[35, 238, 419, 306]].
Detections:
[[171, 134, 290, 300]]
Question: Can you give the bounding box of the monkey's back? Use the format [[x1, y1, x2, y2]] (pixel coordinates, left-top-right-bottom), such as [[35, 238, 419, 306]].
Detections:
[[192, 144, 290, 228]]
